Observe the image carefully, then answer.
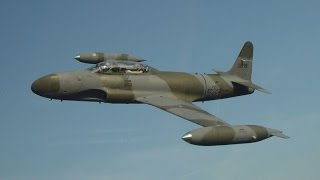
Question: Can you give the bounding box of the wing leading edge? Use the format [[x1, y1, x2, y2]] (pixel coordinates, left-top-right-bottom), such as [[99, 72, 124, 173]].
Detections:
[[136, 96, 229, 127]]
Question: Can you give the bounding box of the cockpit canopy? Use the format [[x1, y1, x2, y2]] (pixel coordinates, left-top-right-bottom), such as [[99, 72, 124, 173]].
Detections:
[[88, 60, 149, 74]]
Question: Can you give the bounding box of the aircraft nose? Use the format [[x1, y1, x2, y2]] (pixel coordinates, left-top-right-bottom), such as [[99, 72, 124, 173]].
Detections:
[[31, 74, 60, 97]]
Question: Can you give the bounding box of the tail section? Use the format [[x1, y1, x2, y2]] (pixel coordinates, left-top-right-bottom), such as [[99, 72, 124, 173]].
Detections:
[[228, 41, 253, 81], [233, 81, 271, 94], [215, 41, 271, 94]]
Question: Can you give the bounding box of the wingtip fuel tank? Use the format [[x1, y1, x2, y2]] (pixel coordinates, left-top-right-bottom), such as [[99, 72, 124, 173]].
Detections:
[[181, 125, 289, 146], [74, 52, 145, 64]]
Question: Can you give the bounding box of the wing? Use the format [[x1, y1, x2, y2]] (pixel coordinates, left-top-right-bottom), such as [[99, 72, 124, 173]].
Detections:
[[136, 96, 229, 127]]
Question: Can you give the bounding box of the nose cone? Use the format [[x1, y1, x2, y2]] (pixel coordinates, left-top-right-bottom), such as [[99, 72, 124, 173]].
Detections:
[[181, 133, 193, 143], [74, 55, 81, 61], [31, 74, 60, 97]]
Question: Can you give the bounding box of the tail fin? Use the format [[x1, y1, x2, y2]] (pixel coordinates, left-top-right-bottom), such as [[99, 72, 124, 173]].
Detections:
[[216, 41, 271, 94], [228, 41, 253, 81]]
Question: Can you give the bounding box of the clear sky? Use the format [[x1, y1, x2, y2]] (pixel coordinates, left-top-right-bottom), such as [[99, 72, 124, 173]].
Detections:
[[1, 0, 319, 179]]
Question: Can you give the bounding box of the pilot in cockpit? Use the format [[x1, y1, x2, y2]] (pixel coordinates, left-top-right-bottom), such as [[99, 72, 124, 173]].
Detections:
[[92, 61, 149, 74]]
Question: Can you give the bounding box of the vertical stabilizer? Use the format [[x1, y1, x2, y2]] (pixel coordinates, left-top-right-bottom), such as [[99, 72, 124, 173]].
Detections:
[[228, 41, 253, 81], [225, 41, 271, 94]]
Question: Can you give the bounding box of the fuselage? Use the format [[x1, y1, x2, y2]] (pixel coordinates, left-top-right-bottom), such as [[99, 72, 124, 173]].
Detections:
[[30, 43, 290, 146], [31, 68, 254, 103]]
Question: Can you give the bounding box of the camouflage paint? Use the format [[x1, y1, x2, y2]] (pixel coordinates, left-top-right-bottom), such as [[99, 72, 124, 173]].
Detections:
[[31, 41, 288, 146]]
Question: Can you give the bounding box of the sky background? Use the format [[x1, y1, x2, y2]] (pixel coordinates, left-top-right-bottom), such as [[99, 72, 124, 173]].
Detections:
[[1, 0, 319, 179]]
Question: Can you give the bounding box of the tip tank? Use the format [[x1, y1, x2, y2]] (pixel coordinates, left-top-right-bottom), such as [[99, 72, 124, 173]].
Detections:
[[74, 52, 145, 64]]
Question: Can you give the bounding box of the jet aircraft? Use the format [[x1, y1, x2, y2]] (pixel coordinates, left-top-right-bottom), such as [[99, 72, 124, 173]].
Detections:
[[31, 42, 288, 146]]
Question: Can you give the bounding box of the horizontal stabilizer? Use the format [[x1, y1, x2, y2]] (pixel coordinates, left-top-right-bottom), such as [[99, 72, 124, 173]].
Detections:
[[212, 69, 227, 75], [233, 81, 271, 94]]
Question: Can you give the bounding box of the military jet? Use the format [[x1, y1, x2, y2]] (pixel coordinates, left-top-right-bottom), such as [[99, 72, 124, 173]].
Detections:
[[31, 41, 288, 146]]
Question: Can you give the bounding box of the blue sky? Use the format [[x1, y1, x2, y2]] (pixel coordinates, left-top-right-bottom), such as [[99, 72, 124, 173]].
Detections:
[[1, 0, 319, 179]]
